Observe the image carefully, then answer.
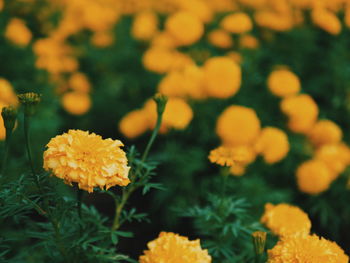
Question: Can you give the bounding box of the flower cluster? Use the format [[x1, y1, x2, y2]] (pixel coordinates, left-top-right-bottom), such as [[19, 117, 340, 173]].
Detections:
[[261, 203, 349, 263], [43, 129, 130, 192], [267, 67, 350, 194], [210, 105, 290, 176]]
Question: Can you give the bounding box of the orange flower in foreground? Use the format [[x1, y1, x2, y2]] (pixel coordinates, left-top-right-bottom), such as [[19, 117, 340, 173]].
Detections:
[[261, 203, 311, 237], [268, 234, 349, 263], [216, 105, 261, 146], [43, 130, 130, 192], [139, 232, 211, 263]]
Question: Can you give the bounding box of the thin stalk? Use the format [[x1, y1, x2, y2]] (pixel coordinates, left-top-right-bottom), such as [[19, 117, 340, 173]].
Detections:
[[23, 114, 41, 190], [1, 130, 12, 177], [77, 188, 83, 219], [111, 113, 163, 231]]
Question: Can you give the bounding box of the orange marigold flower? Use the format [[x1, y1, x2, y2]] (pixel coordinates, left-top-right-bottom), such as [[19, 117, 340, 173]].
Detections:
[[239, 34, 259, 49], [254, 11, 294, 32], [165, 11, 204, 46], [261, 203, 311, 237], [311, 8, 341, 35], [132, 11, 158, 41], [207, 29, 233, 49], [255, 127, 289, 164], [43, 129, 130, 193], [296, 159, 333, 195], [91, 30, 114, 48], [220, 12, 253, 34], [5, 18, 32, 47], [61, 92, 91, 115], [139, 232, 212, 263], [268, 234, 349, 263], [119, 109, 149, 139], [209, 145, 255, 166], [307, 120, 342, 147], [177, 0, 213, 23], [203, 57, 241, 99], [216, 105, 261, 146], [280, 94, 319, 134], [0, 78, 18, 106], [68, 72, 91, 93], [315, 143, 350, 179], [267, 68, 301, 98]]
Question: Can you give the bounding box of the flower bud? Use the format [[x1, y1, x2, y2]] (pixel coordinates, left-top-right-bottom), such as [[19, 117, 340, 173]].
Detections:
[[252, 231, 267, 256], [17, 92, 41, 116], [1, 106, 17, 132], [153, 93, 168, 117]]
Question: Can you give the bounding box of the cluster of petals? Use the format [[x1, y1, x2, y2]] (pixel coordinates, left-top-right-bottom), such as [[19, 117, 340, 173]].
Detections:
[[43, 129, 130, 193]]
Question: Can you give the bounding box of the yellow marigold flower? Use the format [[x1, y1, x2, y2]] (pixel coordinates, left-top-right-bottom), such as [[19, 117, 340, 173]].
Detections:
[[5, 18, 32, 47], [177, 0, 213, 23], [119, 109, 149, 139], [68, 72, 91, 93], [308, 120, 342, 147], [216, 105, 261, 146], [43, 129, 130, 193], [239, 34, 259, 49], [139, 232, 212, 263], [220, 12, 253, 34], [315, 143, 350, 179], [255, 127, 290, 164], [165, 11, 204, 46], [176, 0, 213, 23], [203, 57, 241, 99], [162, 98, 193, 130], [91, 30, 114, 48], [267, 69, 301, 98], [132, 11, 158, 41], [280, 94, 319, 134], [229, 163, 246, 176], [261, 203, 311, 237], [207, 29, 233, 49], [311, 8, 341, 35], [151, 32, 178, 49], [209, 146, 255, 166], [158, 65, 205, 100], [296, 159, 333, 195], [268, 234, 349, 263], [0, 78, 18, 106], [61, 92, 91, 115], [254, 11, 294, 31]]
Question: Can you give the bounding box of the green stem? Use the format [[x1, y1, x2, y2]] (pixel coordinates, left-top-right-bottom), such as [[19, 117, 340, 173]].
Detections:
[[111, 106, 164, 231], [77, 188, 83, 219], [23, 114, 41, 190], [1, 129, 12, 177]]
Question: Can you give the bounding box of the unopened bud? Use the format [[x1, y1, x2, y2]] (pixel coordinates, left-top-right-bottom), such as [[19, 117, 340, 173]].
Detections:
[[252, 231, 267, 256], [18, 92, 41, 116], [153, 93, 168, 117], [1, 106, 17, 132]]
